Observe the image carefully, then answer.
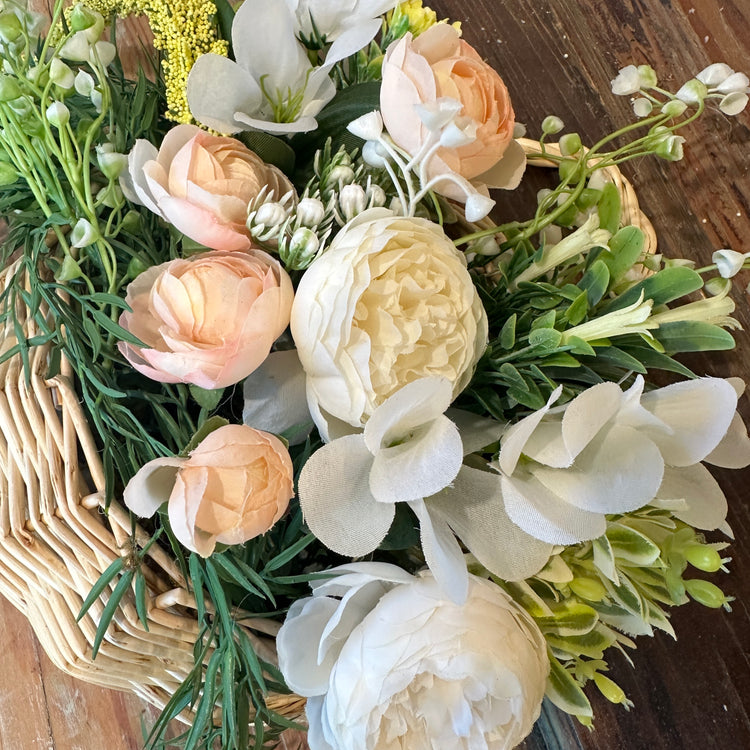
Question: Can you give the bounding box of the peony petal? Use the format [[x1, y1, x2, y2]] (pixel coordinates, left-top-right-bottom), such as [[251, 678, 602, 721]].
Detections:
[[473, 139, 527, 191], [277, 596, 341, 696], [169, 469, 217, 556], [243, 349, 313, 444], [369, 414, 463, 503], [122, 457, 185, 518], [532, 424, 664, 515], [187, 54, 263, 134], [502, 473, 607, 545], [429, 465, 553, 581], [640, 377, 738, 465], [704, 411, 750, 468], [298, 435, 395, 556], [656, 464, 729, 531], [409, 498, 468, 604]]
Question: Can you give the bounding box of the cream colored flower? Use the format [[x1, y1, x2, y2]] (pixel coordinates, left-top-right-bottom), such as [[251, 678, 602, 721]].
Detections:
[[277, 563, 549, 750], [123, 425, 294, 556], [290, 209, 488, 436]]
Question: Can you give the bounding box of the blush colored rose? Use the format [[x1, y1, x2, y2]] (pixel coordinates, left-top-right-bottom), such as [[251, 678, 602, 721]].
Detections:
[[290, 208, 488, 436], [122, 124, 294, 251], [119, 250, 293, 389], [124, 424, 294, 556], [380, 24, 525, 197]]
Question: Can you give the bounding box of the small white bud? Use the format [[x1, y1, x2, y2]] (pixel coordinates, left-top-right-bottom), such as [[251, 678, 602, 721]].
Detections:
[[713, 248, 748, 278], [96, 146, 128, 179], [296, 197, 326, 227], [286, 226, 320, 267], [513, 122, 527, 138], [611, 65, 641, 96], [633, 98, 653, 117], [50, 58, 74, 89], [636, 64, 658, 88], [696, 63, 735, 87], [541, 115, 564, 134], [46, 101, 70, 128], [464, 191, 495, 223], [347, 110, 383, 141], [474, 235, 501, 256], [676, 78, 708, 104], [716, 71, 750, 94], [60, 32, 92, 62], [719, 92, 749, 116], [653, 133, 685, 161], [439, 118, 477, 148], [90, 40, 116, 68], [339, 183, 367, 221], [661, 99, 687, 117], [329, 164, 355, 185], [253, 201, 288, 228], [414, 97, 463, 131], [366, 183, 386, 208], [74, 69, 95, 96], [361, 140, 389, 168], [70, 217, 97, 248]]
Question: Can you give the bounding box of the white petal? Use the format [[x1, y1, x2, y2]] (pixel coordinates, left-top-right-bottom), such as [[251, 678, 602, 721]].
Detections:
[[719, 92, 749, 116], [532, 424, 664, 515], [640, 378, 738, 465], [560, 381, 624, 460], [122, 457, 185, 518], [363, 376, 453, 453], [346, 110, 383, 141], [410, 499, 468, 604], [446, 408, 504, 455], [324, 18, 381, 66], [657, 464, 728, 531], [298, 435, 394, 555], [704, 412, 750, 468], [122, 139, 161, 215], [502, 474, 607, 545], [429, 466, 553, 580], [369, 415, 463, 503], [473, 138, 527, 190], [716, 71, 749, 93], [187, 54, 263, 134], [696, 62, 734, 86], [233, 111, 322, 134], [463, 192, 495, 222], [277, 596, 341, 696], [498, 385, 563, 475], [243, 350, 312, 444]]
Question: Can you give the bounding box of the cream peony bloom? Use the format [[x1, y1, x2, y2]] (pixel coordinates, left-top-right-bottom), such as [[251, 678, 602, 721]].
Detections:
[[277, 563, 549, 750], [123, 425, 294, 556], [290, 209, 488, 436], [118, 250, 293, 389]]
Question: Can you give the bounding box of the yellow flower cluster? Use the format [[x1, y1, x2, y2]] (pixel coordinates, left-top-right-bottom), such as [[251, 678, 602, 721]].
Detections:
[[84, 0, 227, 123], [388, 1, 461, 37]]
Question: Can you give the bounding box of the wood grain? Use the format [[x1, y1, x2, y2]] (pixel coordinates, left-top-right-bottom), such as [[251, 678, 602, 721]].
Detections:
[[2, 1, 750, 748]]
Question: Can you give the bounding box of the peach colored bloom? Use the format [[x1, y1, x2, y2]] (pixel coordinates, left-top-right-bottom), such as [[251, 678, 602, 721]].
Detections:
[[380, 24, 525, 198], [122, 124, 293, 251], [119, 250, 293, 389], [124, 424, 294, 556]]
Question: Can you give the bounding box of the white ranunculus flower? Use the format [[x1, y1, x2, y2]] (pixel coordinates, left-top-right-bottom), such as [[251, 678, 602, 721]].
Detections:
[[290, 209, 488, 437], [277, 563, 549, 750]]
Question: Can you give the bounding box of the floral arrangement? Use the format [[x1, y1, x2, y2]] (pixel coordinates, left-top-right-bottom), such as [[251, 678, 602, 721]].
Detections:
[[1, 1, 749, 748]]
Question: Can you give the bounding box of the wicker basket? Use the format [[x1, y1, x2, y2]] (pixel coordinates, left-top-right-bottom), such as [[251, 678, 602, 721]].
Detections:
[[0, 141, 654, 734]]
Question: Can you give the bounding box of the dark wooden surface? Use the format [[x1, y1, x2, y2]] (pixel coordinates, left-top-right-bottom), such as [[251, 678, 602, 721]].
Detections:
[[3, 1, 750, 748]]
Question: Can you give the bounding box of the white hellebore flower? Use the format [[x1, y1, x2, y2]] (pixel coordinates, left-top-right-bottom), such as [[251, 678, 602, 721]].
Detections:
[[186, 0, 336, 134], [277, 562, 549, 750], [495, 376, 750, 546], [286, 0, 399, 62]]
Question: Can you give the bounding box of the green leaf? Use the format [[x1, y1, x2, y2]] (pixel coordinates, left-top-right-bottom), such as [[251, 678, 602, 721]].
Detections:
[[262, 532, 316, 574], [530, 309, 556, 330], [582, 345, 647, 374], [600, 266, 704, 313], [536, 602, 599, 636], [189, 384, 225, 412], [77, 556, 125, 621], [565, 335, 596, 357], [618, 342, 695, 377], [213, 553, 270, 601], [379, 502, 420, 550], [183, 415, 230, 455], [213, 0, 236, 52], [597, 182, 621, 234], [189, 554, 207, 623], [134, 570, 150, 631], [593, 534, 619, 584], [545, 652, 593, 717], [238, 131, 295, 174], [607, 522, 661, 566], [602, 225, 645, 281], [578, 259, 610, 306], [499, 313, 516, 350], [529, 327, 562, 351], [91, 569, 135, 658], [546, 624, 617, 659], [541, 352, 580, 368], [564, 289, 589, 326], [654, 320, 736, 353]]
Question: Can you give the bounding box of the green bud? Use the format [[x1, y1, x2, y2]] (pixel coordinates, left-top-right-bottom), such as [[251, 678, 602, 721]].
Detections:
[[387, 12, 411, 40], [559, 132, 582, 156], [56, 254, 83, 282], [636, 64, 658, 88], [684, 578, 729, 609], [0, 13, 23, 43], [576, 187, 601, 211], [661, 99, 688, 117], [282, 226, 320, 270], [653, 132, 685, 161], [70, 3, 99, 31], [593, 673, 628, 704], [0, 74, 21, 102], [126, 254, 148, 279], [558, 158, 581, 183], [541, 115, 564, 135], [121, 210, 142, 234], [569, 577, 607, 602], [684, 544, 723, 573], [46, 101, 70, 128]]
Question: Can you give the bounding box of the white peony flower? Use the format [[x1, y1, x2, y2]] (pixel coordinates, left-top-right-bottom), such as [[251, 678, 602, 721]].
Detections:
[[277, 563, 549, 750], [495, 375, 749, 545], [186, 0, 336, 134], [290, 209, 488, 436]]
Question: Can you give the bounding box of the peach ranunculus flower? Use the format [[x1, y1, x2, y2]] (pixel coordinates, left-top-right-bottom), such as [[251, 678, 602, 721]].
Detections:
[[121, 123, 294, 251], [124, 424, 294, 556], [290, 208, 488, 438], [118, 250, 294, 389], [380, 23, 526, 200]]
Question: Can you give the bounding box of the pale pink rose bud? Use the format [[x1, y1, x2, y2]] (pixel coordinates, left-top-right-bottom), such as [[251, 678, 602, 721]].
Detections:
[[118, 249, 294, 389], [122, 124, 295, 252], [124, 424, 294, 556]]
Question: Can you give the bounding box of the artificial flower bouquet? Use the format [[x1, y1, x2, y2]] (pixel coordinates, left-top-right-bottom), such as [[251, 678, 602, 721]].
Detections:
[[1, 0, 749, 748]]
